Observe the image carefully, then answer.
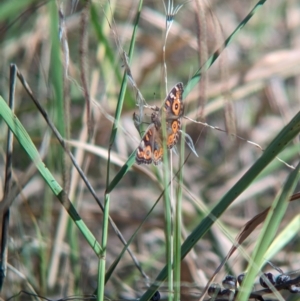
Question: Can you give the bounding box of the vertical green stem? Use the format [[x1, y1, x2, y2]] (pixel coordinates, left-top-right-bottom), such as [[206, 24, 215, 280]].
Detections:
[[161, 112, 173, 301], [98, 194, 110, 301], [174, 128, 184, 301], [98, 1, 144, 300]]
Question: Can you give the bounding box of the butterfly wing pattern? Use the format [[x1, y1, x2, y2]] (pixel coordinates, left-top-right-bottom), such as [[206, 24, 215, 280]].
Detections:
[[136, 83, 184, 165]]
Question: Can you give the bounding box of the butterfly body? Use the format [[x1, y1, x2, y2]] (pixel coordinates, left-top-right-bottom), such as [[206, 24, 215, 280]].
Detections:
[[136, 83, 184, 165]]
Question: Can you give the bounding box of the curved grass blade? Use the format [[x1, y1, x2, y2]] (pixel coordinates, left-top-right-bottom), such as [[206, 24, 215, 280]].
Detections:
[[237, 160, 300, 301], [107, 0, 267, 192], [99, 2, 144, 301], [0, 96, 102, 257], [183, 0, 267, 98], [139, 110, 300, 301], [202, 189, 300, 297], [90, 3, 122, 83], [14, 63, 147, 289], [15, 64, 143, 269], [106, 151, 135, 194], [108, 1, 143, 148], [104, 194, 162, 283], [263, 214, 300, 264]]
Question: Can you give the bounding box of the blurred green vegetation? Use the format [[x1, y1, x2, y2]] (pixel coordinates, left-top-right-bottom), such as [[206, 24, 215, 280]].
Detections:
[[0, 0, 300, 300]]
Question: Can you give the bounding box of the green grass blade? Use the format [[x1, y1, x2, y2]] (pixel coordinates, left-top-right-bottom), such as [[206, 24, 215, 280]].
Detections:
[[106, 152, 135, 193], [108, 0, 143, 147], [263, 215, 300, 263], [139, 110, 300, 301], [98, 2, 144, 301], [0, 96, 102, 256], [174, 137, 184, 301], [160, 113, 173, 301], [0, 64, 17, 291], [48, 1, 64, 134], [48, 0, 65, 173], [183, 0, 267, 98], [0, 0, 38, 21], [90, 3, 122, 83], [107, 0, 268, 192], [237, 161, 300, 301], [105, 0, 142, 187]]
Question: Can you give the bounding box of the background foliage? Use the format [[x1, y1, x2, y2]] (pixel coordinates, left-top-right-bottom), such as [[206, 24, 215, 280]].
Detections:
[[0, 0, 300, 300]]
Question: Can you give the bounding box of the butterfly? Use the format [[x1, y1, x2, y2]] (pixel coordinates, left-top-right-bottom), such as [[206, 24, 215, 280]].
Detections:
[[136, 82, 184, 165]]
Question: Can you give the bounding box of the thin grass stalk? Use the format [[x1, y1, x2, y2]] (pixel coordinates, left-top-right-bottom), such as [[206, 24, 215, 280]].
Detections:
[[99, 1, 144, 300], [184, 0, 267, 98], [162, 2, 176, 300], [68, 214, 81, 294], [90, 3, 122, 83], [15, 65, 144, 279], [98, 194, 110, 301], [42, 185, 53, 291], [4, 64, 16, 206], [0, 211, 9, 292], [162, 144, 173, 301], [140, 108, 300, 301], [79, 0, 92, 137], [97, 2, 120, 105], [0, 64, 16, 291], [31, 213, 46, 294], [0, 96, 103, 256], [61, 6, 75, 292], [263, 215, 300, 264], [107, 0, 267, 193], [162, 10, 169, 95], [173, 125, 185, 301], [14, 68, 146, 290], [159, 86, 173, 301], [107, 0, 143, 147], [104, 181, 170, 283], [47, 1, 72, 288], [237, 161, 300, 301], [48, 0, 64, 153], [162, 0, 183, 94]]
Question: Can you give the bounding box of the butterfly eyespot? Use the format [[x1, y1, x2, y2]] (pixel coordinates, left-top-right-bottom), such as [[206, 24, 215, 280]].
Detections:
[[168, 134, 175, 144], [172, 121, 178, 131], [145, 146, 152, 159], [172, 102, 179, 115], [172, 100, 181, 115], [154, 150, 160, 159]]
